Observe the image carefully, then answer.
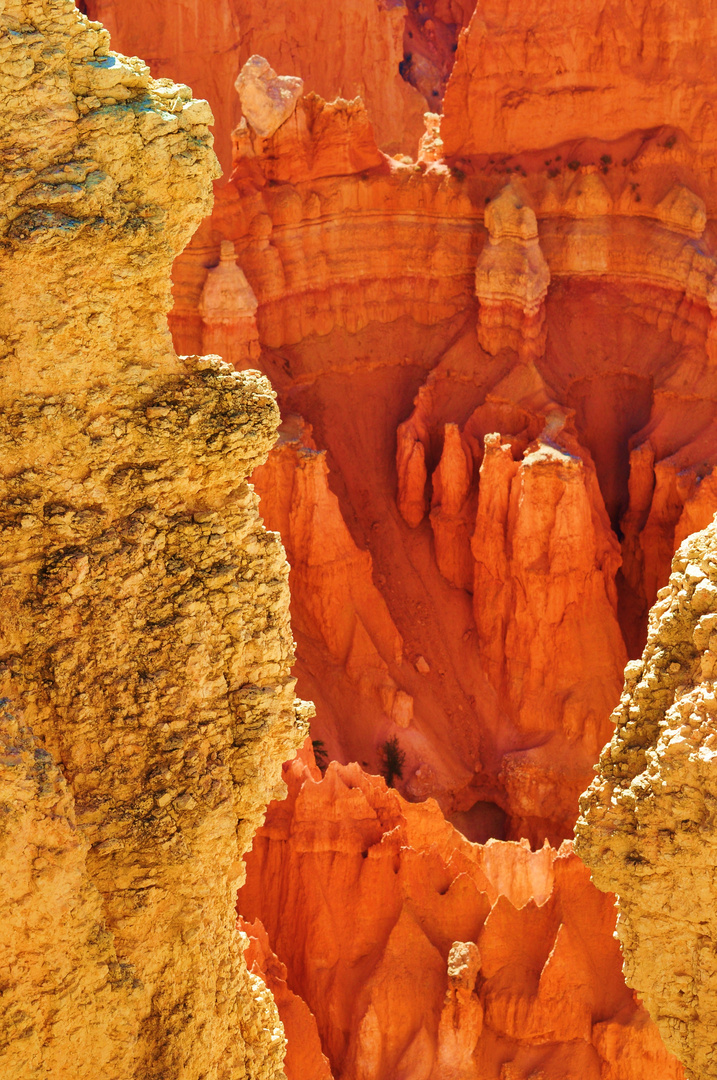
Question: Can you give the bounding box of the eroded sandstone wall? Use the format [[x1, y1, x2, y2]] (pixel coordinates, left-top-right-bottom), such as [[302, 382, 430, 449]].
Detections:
[[78, 0, 469, 169], [0, 2, 307, 1076], [165, 62, 717, 845], [576, 522, 717, 1080]]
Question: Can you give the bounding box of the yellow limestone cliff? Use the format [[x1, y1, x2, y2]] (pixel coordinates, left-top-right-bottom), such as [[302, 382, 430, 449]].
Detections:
[[576, 520, 717, 1080], [0, 1, 308, 1077]]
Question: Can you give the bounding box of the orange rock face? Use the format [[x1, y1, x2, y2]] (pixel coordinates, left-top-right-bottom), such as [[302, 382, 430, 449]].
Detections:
[[239, 915, 334, 1080], [442, 0, 717, 160], [238, 758, 683, 1080], [164, 88, 717, 845]]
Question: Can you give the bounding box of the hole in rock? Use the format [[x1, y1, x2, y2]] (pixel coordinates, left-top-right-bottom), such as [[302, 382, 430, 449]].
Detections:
[[448, 801, 507, 844]]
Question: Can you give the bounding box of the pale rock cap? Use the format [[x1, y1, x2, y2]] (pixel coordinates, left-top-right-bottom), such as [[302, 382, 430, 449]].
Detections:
[[485, 183, 539, 242], [476, 184, 550, 313], [655, 183, 707, 237], [563, 171, 613, 218], [199, 240, 258, 323], [447, 941, 481, 989], [235, 55, 303, 139]]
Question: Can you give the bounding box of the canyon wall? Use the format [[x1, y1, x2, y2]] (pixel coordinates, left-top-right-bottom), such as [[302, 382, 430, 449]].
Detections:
[[0, 2, 306, 1077], [167, 57, 717, 848], [576, 521, 717, 1080]]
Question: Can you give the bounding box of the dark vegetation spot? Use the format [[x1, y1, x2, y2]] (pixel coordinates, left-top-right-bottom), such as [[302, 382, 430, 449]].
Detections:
[[600, 153, 612, 165], [451, 166, 466, 181], [312, 738, 328, 773], [567, 159, 581, 170], [664, 134, 677, 148], [379, 736, 406, 788]]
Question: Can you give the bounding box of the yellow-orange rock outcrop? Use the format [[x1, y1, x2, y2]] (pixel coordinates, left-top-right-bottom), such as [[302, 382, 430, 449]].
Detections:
[[0, 2, 307, 1077], [577, 521, 717, 1080]]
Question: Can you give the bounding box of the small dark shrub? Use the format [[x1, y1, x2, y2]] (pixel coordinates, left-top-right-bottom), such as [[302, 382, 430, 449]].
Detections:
[[600, 153, 612, 165], [312, 739, 329, 773], [379, 736, 406, 788], [567, 159, 581, 171]]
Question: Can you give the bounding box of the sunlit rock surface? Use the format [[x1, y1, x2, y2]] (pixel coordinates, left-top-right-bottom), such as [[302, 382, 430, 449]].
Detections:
[[0, 2, 307, 1077]]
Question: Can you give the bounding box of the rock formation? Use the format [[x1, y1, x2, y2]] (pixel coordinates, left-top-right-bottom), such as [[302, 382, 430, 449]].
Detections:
[[80, 0, 472, 169], [576, 521, 717, 1080], [44, 0, 717, 1075], [0, 2, 306, 1077], [160, 48, 717, 844], [239, 755, 683, 1080]]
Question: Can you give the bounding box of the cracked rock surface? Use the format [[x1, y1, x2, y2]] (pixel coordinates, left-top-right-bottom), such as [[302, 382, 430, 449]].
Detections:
[[576, 520, 717, 1080], [0, 2, 308, 1077]]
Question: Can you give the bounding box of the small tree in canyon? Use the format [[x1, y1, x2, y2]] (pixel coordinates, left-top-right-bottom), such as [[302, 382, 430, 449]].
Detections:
[[379, 736, 406, 788]]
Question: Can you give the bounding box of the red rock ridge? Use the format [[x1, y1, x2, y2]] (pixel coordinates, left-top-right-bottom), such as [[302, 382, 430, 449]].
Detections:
[[238, 757, 684, 1080]]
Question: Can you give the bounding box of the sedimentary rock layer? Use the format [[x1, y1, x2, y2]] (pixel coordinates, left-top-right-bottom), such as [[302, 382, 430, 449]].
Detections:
[[69, 1, 717, 1072], [239, 755, 683, 1080], [576, 521, 717, 1080], [0, 2, 306, 1077]]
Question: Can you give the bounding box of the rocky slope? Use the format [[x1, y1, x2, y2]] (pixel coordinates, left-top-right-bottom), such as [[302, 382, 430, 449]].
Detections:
[[0, 2, 306, 1077], [576, 521, 717, 1080]]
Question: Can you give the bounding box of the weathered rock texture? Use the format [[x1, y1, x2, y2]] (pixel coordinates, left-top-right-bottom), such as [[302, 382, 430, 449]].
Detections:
[[441, 0, 717, 160], [0, 2, 306, 1077], [576, 521, 717, 1080], [239, 756, 683, 1080]]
